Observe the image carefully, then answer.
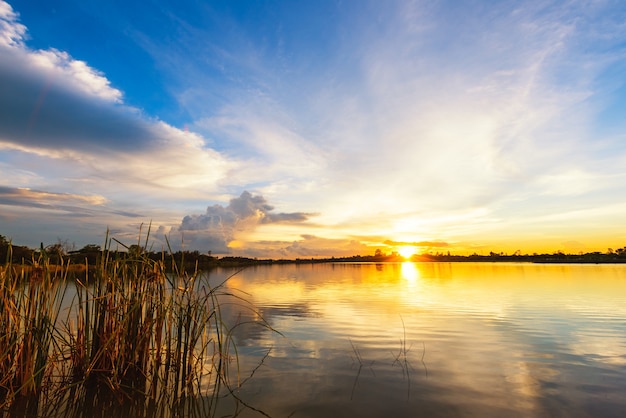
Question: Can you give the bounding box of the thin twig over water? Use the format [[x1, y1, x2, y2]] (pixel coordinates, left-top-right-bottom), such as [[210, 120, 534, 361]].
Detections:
[[391, 316, 429, 400], [349, 338, 375, 400], [391, 316, 413, 400]]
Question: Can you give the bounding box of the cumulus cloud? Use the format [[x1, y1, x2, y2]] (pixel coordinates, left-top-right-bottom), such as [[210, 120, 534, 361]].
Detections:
[[177, 191, 313, 253], [0, 31, 169, 151]]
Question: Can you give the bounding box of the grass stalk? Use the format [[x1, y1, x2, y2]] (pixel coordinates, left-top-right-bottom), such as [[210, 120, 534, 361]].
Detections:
[[0, 230, 274, 417]]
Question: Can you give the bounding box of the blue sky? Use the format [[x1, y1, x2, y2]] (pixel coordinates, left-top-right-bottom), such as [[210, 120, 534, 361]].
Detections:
[[1, 0, 626, 257]]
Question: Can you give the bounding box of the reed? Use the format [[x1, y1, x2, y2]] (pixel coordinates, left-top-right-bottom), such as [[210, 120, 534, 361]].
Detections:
[[0, 244, 71, 417], [0, 230, 273, 417]]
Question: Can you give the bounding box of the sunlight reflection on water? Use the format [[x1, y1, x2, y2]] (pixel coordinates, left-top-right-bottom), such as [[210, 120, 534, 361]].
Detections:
[[211, 262, 626, 418]]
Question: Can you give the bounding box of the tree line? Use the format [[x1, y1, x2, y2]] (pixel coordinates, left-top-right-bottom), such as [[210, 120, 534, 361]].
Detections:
[[3, 234, 626, 267], [0, 235, 283, 270]]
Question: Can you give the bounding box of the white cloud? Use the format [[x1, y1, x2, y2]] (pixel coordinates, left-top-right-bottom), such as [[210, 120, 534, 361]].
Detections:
[[535, 169, 600, 196], [29, 49, 123, 102], [1, 2, 121, 103], [0, 0, 25, 48]]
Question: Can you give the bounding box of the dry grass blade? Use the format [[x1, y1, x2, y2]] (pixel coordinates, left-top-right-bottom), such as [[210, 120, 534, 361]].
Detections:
[[0, 228, 276, 417]]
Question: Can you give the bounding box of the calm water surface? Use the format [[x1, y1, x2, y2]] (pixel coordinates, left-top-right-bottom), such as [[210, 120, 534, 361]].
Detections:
[[210, 262, 626, 418]]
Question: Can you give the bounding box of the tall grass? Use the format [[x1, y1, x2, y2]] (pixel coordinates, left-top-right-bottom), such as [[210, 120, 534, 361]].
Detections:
[[0, 231, 273, 417], [0, 244, 71, 417]]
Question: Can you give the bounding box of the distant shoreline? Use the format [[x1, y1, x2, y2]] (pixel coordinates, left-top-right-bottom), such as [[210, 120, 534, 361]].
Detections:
[[2, 235, 626, 269]]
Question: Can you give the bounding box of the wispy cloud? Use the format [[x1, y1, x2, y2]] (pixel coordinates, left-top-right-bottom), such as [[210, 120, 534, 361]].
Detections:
[[0, 186, 140, 217], [174, 0, 626, 211], [189, 0, 626, 248]]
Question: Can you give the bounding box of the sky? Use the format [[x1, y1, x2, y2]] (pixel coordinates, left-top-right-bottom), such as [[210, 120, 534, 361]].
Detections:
[[1, 0, 626, 258]]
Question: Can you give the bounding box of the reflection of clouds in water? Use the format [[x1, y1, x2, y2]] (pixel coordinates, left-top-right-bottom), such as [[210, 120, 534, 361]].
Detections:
[[212, 263, 626, 417], [506, 361, 542, 402], [259, 304, 319, 319], [569, 333, 626, 366], [227, 276, 308, 305], [564, 301, 626, 366]]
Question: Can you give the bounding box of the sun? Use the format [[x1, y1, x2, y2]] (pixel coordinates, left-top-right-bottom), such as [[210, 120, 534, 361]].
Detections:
[[397, 246, 416, 260]]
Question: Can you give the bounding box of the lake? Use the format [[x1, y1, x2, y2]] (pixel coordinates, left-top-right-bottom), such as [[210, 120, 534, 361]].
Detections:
[[207, 262, 626, 418]]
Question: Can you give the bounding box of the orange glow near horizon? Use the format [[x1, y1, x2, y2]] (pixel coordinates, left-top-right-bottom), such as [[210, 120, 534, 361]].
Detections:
[[397, 245, 416, 259]]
